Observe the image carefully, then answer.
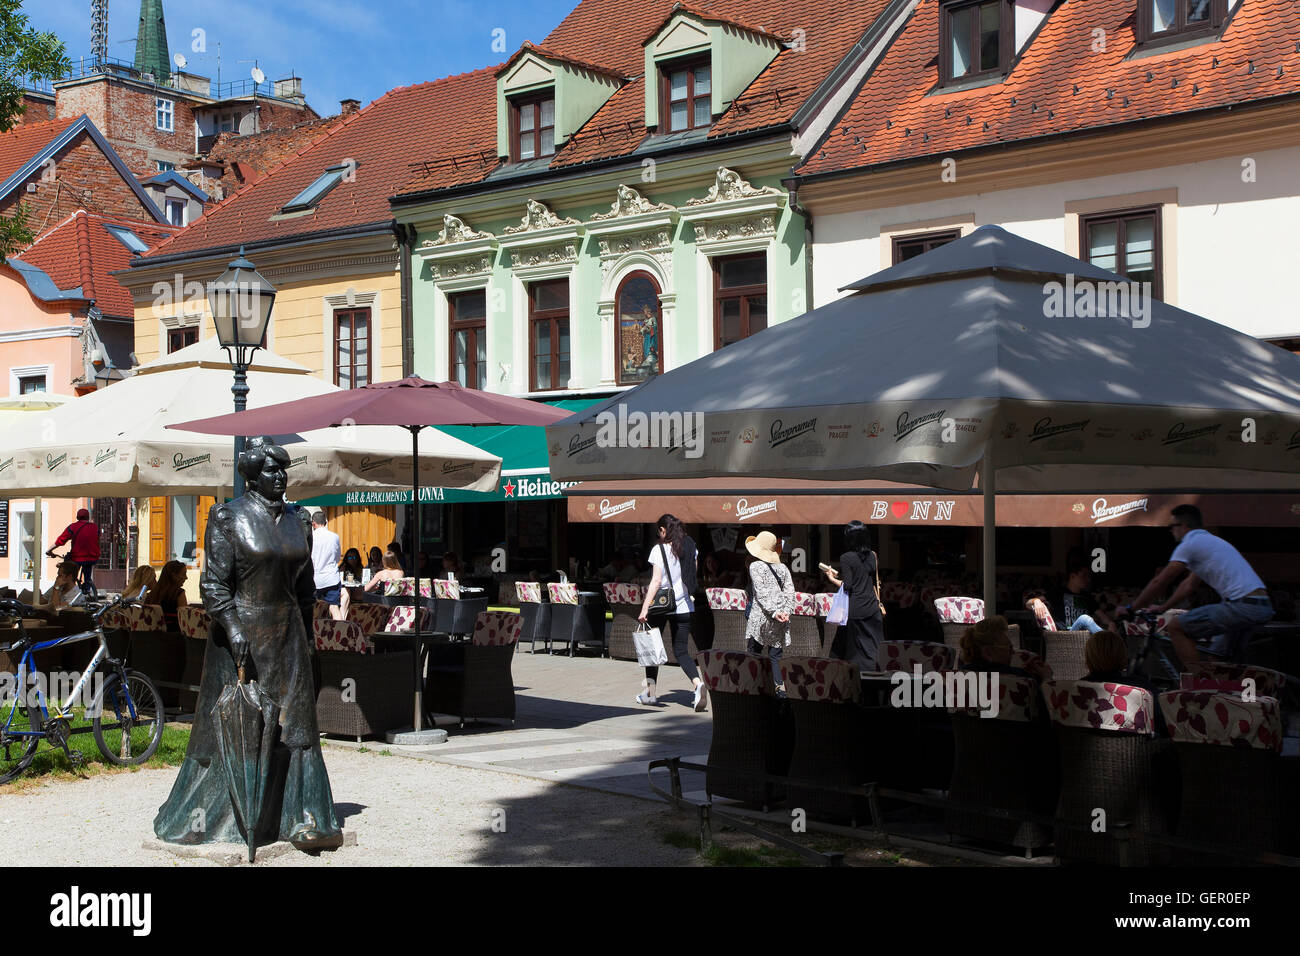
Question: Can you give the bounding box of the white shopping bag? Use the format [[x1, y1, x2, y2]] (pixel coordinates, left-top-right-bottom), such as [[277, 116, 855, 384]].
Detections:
[[827, 586, 850, 626], [633, 622, 668, 667]]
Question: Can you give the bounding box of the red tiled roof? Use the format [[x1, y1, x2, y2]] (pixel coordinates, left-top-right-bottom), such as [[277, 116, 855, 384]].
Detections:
[[406, 0, 895, 189], [18, 210, 178, 317], [496, 41, 630, 80], [0, 117, 79, 190], [799, 0, 1300, 177], [142, 67, 501, 260]]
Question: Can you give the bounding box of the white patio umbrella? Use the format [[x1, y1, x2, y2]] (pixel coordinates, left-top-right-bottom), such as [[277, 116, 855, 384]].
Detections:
[[0, 393, 71, 605], [0, 336, 502, 499], [547, 226, 1300, 608]]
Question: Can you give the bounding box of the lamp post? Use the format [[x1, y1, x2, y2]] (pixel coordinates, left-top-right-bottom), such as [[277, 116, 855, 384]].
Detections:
[[208, 247, 276, 496]]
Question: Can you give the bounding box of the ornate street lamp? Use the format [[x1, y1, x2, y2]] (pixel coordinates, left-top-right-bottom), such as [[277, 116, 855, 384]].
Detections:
[[208, 247, 275, 496]]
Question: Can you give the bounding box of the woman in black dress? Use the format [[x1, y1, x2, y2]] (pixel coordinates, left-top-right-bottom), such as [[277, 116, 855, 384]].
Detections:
[[822, 521, 885, 671]]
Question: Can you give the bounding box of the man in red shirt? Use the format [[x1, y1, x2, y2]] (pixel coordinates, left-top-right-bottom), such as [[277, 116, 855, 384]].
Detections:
[[48, 508, 100, 600]]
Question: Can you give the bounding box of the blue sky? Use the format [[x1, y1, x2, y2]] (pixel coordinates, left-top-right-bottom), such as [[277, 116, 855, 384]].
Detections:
[[24, 0, 574, 116]]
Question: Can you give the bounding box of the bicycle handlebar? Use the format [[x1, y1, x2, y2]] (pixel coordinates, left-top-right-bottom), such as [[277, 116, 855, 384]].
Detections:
[[0, 599, 35, 618]]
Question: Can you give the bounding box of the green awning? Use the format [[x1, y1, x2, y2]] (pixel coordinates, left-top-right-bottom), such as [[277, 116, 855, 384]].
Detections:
[[298, 398, 598, 507]]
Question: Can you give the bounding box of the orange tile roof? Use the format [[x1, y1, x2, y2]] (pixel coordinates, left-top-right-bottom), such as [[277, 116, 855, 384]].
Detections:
[[496, 41, 630, 80], [0, 117, 79, 190], [17, 210, 178, 317], [141, 67, 502, 260], [799, 0, 1300, 177], [405, 0, 895, 190]]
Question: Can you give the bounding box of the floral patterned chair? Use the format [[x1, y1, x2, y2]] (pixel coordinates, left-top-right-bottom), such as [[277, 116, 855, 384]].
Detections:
[[515, 581, 552, 654], [426, 611, 522, 727], [707, 587, 749, 653], [778, 657, 872, 824], [945, 672, 1056, 856], [605, 582, 647, 662], [432, 581, 489, 640], [1041, 679, 1177, 865], [346, 601, 390, 636], [104, 603, 181, 708], [175, 606, 211, 712], [877, 640, 955, 674], [1159, 690, 1287, 861], [313, 618, 414, 741], [695, 650, 793, 809], [1179, 662, 1285, 701], [546, 582, 605, 657], [787, 592, 822, 657], [814, 592, 838, 657]]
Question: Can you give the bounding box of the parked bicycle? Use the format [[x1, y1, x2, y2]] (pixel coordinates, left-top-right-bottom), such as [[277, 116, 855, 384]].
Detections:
[[0, 595, 162, 783]]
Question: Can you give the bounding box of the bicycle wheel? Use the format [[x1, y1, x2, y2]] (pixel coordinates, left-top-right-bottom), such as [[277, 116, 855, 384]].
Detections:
[[0, 691, 40, 784], [91, 669, 163, 766]]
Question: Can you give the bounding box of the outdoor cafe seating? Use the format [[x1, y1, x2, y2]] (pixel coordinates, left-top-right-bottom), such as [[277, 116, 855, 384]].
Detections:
[[515, 581, 552, 653], [696, 650, 792, 811], [425, 610, 522, 728], [779, 657, 871, 825], [432, 579, 489, 639], [313, 616, 420, 742], [546, 582, 606, 657]]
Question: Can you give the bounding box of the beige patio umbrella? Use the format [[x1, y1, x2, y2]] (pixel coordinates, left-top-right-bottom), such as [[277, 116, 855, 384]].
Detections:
[[0, 393, 72, 606]]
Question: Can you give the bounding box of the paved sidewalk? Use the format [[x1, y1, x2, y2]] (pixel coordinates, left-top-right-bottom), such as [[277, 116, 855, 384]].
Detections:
[[356, 651, 715, 801]]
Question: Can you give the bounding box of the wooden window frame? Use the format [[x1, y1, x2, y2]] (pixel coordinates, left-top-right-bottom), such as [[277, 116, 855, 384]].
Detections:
[[614, 271, 664, 386], [333, 307, 372, 389], [167, 325, 198, 354], [1136, 0, 1228, 45], [891, 229, 962, 265], [528, 280, 570, 393], [155, 97, 174, 132], [510, 93, 556, 164], [712, 252, 768, 352], [1079, 205, 1164, 300], [659, 55, 712, 132], [448, 289, 487, 390], [938, 0, 1013, 86]]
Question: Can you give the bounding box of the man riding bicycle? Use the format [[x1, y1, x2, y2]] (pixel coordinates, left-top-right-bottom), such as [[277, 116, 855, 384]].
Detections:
[[1121, 504, 1272, 666]]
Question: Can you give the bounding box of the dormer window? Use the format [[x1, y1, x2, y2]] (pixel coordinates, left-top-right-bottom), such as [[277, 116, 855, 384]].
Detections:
[[940, 0, 1011, 85], [512, 95, 555, 162], [660, 57, 711, 132], [1137, 0, 1228, 44]]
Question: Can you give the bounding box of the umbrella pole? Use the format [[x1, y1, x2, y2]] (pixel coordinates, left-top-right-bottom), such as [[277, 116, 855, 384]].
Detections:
[[32, 496, 43, 607], [981, 453, 996, 615], [410, 426, 423, 733]]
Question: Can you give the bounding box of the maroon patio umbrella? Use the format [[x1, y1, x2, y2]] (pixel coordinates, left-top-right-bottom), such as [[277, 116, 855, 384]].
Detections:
[[171, 377, 574, 734]]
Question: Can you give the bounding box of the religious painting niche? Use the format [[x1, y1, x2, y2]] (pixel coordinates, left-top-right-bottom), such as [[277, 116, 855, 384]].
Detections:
[[616, 271, 663, 385]]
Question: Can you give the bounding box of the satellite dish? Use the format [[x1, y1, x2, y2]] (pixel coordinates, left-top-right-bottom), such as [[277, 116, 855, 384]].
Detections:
[[173, 53, 187, 69], [251, 67, 266, 85]]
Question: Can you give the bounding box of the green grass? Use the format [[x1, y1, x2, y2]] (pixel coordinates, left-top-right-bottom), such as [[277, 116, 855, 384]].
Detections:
[[659, 827, 807, 866], [0, 705, 188, 786]]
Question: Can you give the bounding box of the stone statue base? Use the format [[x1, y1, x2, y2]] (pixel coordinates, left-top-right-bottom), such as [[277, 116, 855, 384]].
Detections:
[[143, 831, 356, 866]]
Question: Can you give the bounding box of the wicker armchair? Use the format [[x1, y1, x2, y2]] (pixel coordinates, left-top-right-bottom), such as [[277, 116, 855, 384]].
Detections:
[[1042, 679, 1177, 865], [346, 601, 391, 636], [1041, 630, 1092, 681], [787, 592, 822, 657], [696, 650, 793, 810], [1159, 690, 1286, 862], [175, 606, 211, 712], [605, 583, 646, 661], [515, 582, 552, 654], [706, 588, 748, 653], [546, 583, 605, 657], [425, 611, 521, 728], [107, 604, 184, 708], [313, 619, 413, 741], [778, 657, 870, 824], [946, 674, 1056, 856]]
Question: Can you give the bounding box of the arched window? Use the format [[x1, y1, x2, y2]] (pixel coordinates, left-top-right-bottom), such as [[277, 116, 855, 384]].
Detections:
[[615, 271, 663, 385]]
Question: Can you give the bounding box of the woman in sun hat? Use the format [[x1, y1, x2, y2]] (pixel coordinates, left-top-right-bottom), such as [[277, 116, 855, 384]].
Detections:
[[744, 530, 795, 696]]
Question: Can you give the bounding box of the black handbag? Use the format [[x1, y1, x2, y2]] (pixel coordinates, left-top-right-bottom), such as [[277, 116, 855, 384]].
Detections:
[[649, 543, 676, 615]]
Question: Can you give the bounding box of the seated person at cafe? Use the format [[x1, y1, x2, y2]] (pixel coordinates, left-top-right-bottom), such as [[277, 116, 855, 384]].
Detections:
[[440, 551, 462, 579], [959, 616, 1050, 680], [42, 561, 87, 614], [1081, 630, 1163, 732], [364, 551, 406, 593], [698, 552, 736, 589], [599, 552, 637, 584], [1052, 553, 1113, 633], [145, 560, 189, 630]]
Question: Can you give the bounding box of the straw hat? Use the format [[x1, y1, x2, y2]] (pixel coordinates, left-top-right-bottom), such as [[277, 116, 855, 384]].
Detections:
[[745, 531, 782, 564]]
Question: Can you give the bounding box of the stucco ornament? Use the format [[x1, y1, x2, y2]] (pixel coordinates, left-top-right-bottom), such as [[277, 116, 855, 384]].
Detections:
[[505, 199, 580, 234], [424, 214, 493, 246], [687, 167, 782, 206], [590, 184, 674, 221]]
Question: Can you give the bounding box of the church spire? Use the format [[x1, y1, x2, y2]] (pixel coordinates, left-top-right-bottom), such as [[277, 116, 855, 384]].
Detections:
[[134, 0, 172, 84]]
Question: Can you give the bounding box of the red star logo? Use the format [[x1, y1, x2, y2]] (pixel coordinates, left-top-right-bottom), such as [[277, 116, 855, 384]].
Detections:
[[503, 480, 516, 497]]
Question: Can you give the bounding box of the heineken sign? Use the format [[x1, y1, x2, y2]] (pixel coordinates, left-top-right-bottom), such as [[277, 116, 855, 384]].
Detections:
[[311, 472, 579, 507]]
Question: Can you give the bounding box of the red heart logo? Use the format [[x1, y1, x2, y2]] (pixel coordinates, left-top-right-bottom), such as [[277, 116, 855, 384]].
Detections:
[[891, 501, 909, 518]]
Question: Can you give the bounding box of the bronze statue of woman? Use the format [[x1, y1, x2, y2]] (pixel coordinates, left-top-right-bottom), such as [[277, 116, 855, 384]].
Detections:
[[154, 437, 343, 852]]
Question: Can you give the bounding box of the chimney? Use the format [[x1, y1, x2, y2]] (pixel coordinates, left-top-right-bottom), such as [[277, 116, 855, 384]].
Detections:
[[340, 98, 360, 115]]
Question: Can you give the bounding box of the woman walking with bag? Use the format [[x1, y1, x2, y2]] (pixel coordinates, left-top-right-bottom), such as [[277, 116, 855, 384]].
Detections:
[[822, 520, 885, 671], [745, 531, 795, 696], [636, 513, 707, 711]]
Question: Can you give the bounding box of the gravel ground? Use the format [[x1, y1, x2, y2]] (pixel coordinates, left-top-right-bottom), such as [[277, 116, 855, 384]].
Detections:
[[0, 746, 701, 867]]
